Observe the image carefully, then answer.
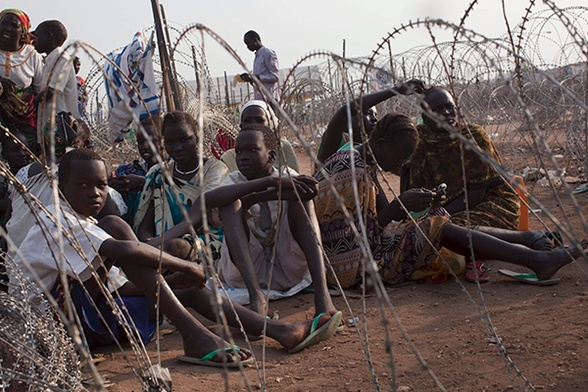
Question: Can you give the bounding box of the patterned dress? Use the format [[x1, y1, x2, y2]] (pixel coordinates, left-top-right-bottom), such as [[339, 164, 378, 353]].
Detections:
[[133, 158, 228, 261], [314, 149, 464, 289], [0, 44, 43, 145], [401, 123, 520, 230]]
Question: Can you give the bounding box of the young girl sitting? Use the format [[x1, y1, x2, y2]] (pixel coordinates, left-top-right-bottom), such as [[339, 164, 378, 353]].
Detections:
[[134, 111, 228, 261], [148, 123, 339, 319]]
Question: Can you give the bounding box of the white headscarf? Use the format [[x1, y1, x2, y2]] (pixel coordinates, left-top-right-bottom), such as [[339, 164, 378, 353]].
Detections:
[[240, 100, 278, 129]]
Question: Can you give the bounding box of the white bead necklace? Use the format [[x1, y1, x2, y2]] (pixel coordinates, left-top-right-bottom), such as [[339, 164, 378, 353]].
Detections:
[[174, 163, 199, 175]]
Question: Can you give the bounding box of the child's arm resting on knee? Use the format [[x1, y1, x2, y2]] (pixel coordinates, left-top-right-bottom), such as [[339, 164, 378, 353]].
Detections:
[[98, 239, 206, 286]]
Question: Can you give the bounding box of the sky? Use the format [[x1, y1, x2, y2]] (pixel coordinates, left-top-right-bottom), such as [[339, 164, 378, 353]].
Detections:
[[15, 0, 581, 79]]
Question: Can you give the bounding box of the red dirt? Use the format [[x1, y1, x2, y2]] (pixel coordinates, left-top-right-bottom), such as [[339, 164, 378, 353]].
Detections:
[[94, 147, 588, 392]]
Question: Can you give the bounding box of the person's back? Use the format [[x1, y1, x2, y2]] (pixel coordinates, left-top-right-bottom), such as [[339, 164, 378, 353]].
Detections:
[[315, 80, 424, 165], [0, 130, 32, 225], [33, 20, 79, 146]]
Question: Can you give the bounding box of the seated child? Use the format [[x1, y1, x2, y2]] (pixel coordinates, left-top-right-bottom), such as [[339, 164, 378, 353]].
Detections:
[[134, 111, 228, 262], [109, 116, 162, 224], [220, 100, 298, 172], [215, 124, 336, 316], [8, 148, 343, 364]]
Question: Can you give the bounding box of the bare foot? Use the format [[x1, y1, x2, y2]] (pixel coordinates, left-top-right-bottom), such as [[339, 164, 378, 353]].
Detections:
[[532, 241, 585, 280], [272, 313, 337, 351]]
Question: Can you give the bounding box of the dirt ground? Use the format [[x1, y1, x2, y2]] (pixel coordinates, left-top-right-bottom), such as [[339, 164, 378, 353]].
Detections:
[[93, 146, 588, 392]]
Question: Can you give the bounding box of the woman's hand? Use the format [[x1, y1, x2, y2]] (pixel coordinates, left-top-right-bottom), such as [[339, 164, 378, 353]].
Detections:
[[431, 185, 447, 208], [146, 236, 162, 248], [398, 188, 436, 212], [395, 79, 426, 95]]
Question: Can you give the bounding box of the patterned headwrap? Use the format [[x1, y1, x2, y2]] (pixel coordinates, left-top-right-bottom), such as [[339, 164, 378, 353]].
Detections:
[[0, 9, 33, 44]]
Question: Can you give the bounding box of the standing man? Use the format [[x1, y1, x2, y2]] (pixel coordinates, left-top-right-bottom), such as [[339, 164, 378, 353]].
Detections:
[[240, 30, 280, 102], [32, 20, 79, 148]]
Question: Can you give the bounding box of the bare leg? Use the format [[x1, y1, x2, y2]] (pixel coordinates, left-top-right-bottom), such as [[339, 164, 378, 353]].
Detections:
[[98, 216, 249, 363], [175, 287, 337, 350], [219, 200, 266, 315], [441, 223, 581, 279], [162, 238, 193, 260], [476, 226, 555, 250], [288, 200, 337, 316]]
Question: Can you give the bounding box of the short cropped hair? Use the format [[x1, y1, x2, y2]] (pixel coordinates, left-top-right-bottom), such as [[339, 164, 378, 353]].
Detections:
[[38, 20, 68, 46], [369, 113, 418, 146], [421, 86, 453, 110], [244, 30, 261, 41], [59, 148, 104, 185], [240, 124, 278, 151]]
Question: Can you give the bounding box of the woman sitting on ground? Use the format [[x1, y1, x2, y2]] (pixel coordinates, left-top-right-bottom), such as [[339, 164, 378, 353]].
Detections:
[[134, 111, 228, 262], [314, 113, 584, 289]]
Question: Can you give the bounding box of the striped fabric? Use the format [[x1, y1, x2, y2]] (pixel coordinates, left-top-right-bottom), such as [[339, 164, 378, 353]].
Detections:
[[104, 32, 160, 143]]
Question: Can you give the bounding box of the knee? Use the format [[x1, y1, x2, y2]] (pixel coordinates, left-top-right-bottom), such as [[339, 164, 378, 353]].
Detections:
[[219, 199, 242, 216], [98, 215, 137, 240], [163, 238, 193, 260]]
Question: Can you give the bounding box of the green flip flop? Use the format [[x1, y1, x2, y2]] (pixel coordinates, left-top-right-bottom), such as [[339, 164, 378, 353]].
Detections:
[[288, 311, 343, 354], [498, 269, 560, 286], [177, 345, 254, 368]]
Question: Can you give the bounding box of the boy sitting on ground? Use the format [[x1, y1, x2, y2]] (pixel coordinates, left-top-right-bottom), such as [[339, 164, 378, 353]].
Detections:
[[210, 125, 337, 318], [8, 148, 342, 366], [108, 116, 162, 224], [147, 125, 339, 319]]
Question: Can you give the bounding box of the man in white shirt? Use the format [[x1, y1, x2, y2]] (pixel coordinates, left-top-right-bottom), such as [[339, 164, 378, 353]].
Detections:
[[240, 30, 280, 102]]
